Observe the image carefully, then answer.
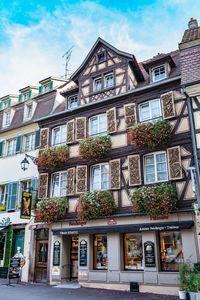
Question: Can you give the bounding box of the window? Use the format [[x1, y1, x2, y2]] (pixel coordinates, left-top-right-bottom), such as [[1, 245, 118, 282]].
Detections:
[[23, 93, 29, 101], [94, 235, 108, 270], [97, 52, 105, 63], [44, 85, 50, 93], [89, 114, 107, 137], [0, 185, 7, 205], [159, 231, 184, 271], [21, 181, 31, 193], [91, 163, 109, 191], [105, 73, 114, 88], [152, 65, 166, 82], [5, 111, 11, 126], [3, 101, 8, 109], [124, 233, 143, 270], [94, 77, 102, 91], [139, 99, 162, 123], [7, 139, 16, 156], [144, 152, 168, 183], [68, 95, 78, 109], [26, 104, 33, 119], [25, 133, 35, 152], [52, 125, 66, 146], [51, 172, 67, 197]]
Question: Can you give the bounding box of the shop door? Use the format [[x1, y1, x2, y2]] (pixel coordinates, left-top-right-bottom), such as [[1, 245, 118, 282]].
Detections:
[[70, 236, 78, 281], [34, 240, 48, 283]]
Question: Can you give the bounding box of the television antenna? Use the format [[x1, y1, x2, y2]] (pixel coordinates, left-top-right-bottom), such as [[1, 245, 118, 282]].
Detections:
[[62, 46, 74, 80]]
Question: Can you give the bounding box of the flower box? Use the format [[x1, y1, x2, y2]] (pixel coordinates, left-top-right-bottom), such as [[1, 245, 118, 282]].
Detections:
[[77, 190, 116, 220], [128, 120, 172, 149], [37, 145, 70, 171], [131, 184, 177, 217], [34, 197, 68, 223], [79, 135, 111, 161]]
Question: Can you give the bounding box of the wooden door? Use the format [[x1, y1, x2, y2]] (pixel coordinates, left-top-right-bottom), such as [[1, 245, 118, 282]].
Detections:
[[34, 240, 48, 283]]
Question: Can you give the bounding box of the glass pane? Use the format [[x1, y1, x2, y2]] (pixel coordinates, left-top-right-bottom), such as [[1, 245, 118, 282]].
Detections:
[[53, 128, 60, 145], [94, 78, 102, 91], [105, 74, 113, 88], [153, 66, 166, 81], [159, 231, 184, 271], [38, 244, 43, 262], [157, 162, 167, 172], [124, 234, 143, 270], [61, 126, 66, 145], [52, 174, 59, 197], [156, 153, 166, 163], [99, 114, 107, 135], [157, 172, 168, 181], [43, 243, 48, 263], [151, 100, 161, 118], [140, 103, 150, 121], [101, 164, 109, 190], [25, 136, 30, 151], [90, 117, 98, 136], [60, 173, 67, 196], [94, 235, 107, 269], [91, 166, 100, 191], [145, 155, 154, 165]]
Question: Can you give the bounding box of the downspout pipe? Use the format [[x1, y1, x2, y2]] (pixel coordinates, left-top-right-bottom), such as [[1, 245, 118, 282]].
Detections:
[[182, 86, 200, 209]]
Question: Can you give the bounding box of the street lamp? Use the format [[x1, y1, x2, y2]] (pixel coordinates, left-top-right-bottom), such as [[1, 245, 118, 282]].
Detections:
[[20, 154, 37, 171]]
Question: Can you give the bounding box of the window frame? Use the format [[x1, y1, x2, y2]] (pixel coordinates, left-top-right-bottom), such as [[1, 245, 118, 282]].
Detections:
[[104, 72, 114, 89], [93, 234, 108, 270], [25, 133, 36, 152], [23, 92, 29, 101], [5, 111, 11, 126], [26, 103, 33, 120], [90, 162, 109, 192], [89, 113, 107, 137], [151, 64, 167, 83], [93, 76, 102, 92], [123, 233, 144, 271], [139, 99, 162, 123], [7, 138, 17, 156], [67, 95, 78, 110], [51, 171, 67, 198], [52, 125, 67, 146], [0, 185, 7, 205], [143, 151, 168, 184]]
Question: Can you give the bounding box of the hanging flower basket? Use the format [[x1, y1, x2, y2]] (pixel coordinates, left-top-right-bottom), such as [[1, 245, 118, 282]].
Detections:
[[37, 145, 70, 171], [79, 135, 111, 161], [128, 120, 172, 149], [131, 184, 177, 217], [77, 190, 116, 220], [34, 197, 68, 223]]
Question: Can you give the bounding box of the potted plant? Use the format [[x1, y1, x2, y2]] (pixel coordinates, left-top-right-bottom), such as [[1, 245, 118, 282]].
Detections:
[[186, 272, 200, 300], [178, 262, 190, 299]]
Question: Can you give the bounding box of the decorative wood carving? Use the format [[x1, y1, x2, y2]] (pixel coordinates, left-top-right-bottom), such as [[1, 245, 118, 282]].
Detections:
[[66, 168, 75, 196], [167, 146, 182, 180], [124, 103, 137, 128], [67, 120, 74, 144], [110, 159, 121, 189], [128, 155, 141, 186], [40, 128, 49, 149], [107, 107, 117, 134], [161, 91, 175, 119], [38, 173, 48, 199], [76, 165, 87, 194], [76, 117, 86, 141]]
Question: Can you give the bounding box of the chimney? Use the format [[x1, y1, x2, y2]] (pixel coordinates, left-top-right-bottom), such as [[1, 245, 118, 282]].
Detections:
[[188, 18, 198, 29], [179, 18, 200, 85]]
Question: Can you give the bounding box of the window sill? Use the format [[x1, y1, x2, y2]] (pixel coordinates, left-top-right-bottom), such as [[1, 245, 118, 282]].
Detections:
[[144, 180, 168, 185]]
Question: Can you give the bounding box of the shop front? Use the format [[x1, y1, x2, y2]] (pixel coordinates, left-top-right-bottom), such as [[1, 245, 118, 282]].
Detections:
[[50, 213, 198, 294]]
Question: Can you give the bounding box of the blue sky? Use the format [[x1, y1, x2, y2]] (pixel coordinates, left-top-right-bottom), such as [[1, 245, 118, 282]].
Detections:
[[0, 0, 200, 97]]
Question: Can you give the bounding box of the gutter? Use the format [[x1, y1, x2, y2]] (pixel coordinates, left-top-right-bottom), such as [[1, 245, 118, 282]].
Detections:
[[182, 87, 200, 209], [35, 75, 181, 123]]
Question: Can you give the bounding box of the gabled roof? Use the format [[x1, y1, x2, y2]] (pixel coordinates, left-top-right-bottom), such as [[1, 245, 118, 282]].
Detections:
[[70, 37, 144, 82]]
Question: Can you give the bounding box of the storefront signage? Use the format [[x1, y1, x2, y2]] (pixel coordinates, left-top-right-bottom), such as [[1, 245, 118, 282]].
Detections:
[[139, 225, 181, 232], [9, 257, 21, 279], [53, 241, 60, 266], [79, 240, 87, 267], [107, 219, 117, 225], [20, 191, 32, 219], [52, 266, 60, 276], [144, 241, 156, 267], [69, 221, 87, 226]]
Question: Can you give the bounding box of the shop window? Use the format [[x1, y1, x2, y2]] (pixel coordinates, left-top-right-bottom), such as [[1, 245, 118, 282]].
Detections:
[[144, 152, 168, 184], [90, 163, 109, 191], [124, 233, 143, 270], [159, 231, 184, 271], [139, 99, 162, 123], [52, 125, 66, 146], [89, 114, 107, 137], [51, 171, 67, 197], [93, 235, 108, 270]]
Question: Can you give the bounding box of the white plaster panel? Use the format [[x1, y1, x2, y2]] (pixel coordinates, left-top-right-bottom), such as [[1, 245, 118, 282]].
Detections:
[[116, 74, 124, 86], [68, 199, 78, 213], [111, 134, 127, 149], [82, 86, 89, 96], [69, 145, 79, 158], [196, 133, 200, 149], [107, 271, 120, 282], [121, 189, 131, 207], [175, 117, 189, 134], [98, 63, 106, 70], [194, 111, 200, 130], [120, 272, 143, 283], [118, 118, 126, 132]]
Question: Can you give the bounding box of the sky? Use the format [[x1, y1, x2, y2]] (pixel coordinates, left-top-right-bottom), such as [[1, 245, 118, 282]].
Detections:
[[0, 0, 200, 97]]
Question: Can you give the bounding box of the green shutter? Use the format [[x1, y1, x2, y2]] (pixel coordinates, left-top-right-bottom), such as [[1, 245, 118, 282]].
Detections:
[[28, 90, 32, 99], [18, 94, 22, 103], [0, 140, 4, 157], [0, 102, 2, 110], [8, 98, 11, 107], [49, 81, 53, 90], [31, 178, 38, 199], [39, 86, 43, 95], [16, 135, 23, 153], [34, 129, 40, 149], [7, 182, 19, 211]]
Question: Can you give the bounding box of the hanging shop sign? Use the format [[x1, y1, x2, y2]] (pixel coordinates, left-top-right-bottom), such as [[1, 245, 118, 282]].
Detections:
[[53, 241, 60, 266], [9, 257, 21, 280], [79, 240, 87, 267], [144, 241, 156, 267], [20, 192, 32, 219]]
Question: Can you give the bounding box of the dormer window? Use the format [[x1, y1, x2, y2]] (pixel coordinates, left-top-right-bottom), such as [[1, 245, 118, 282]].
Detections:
[[3, 101, 9, 109], [24, 92, 29, 101], [152, 65, 166, 82], [67, 95, 78, 109], [94, 77, 102, 91], [5, 111, 11, 126], [44, 84, 50, 93], [26, 104, 33, 119], [24, 100, 37, 122]]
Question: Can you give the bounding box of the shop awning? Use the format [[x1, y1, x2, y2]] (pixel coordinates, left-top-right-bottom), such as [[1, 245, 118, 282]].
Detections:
[[52, 220, 194, 235]]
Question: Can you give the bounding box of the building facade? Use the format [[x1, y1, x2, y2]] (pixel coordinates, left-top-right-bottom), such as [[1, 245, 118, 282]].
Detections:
[[24, 36, 199, 295]]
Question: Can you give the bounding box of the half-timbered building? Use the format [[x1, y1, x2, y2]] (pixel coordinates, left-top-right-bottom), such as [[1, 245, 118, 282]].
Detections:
[[26, 37, 198, 294]]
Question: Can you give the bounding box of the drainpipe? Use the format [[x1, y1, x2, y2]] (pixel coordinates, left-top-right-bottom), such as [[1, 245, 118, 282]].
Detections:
[[182, 87, 200, 210]]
